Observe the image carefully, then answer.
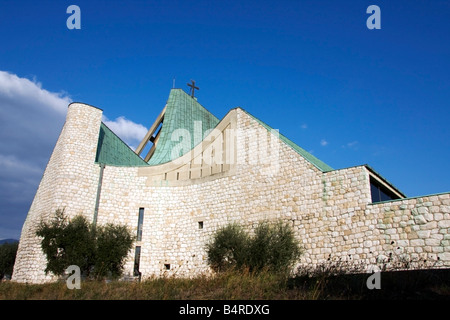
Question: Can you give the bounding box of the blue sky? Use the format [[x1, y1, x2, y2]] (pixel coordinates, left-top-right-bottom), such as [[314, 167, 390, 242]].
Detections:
[[0, 0, 449, 239]]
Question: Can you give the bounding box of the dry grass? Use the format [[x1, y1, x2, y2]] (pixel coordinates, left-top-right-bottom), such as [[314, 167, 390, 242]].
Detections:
[[1, 268, 448, 300], [0, 270, 303, 300]]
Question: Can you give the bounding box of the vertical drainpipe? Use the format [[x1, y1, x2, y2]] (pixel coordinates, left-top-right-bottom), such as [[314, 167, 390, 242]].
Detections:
[[93, 163, 105, 227]]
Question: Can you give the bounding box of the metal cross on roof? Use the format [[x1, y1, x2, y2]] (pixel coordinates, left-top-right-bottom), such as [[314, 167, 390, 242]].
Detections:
[[187, 80, 199, 98]]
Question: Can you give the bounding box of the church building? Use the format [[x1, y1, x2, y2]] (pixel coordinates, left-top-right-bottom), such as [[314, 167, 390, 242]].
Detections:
[[12, 85, 450, 283]]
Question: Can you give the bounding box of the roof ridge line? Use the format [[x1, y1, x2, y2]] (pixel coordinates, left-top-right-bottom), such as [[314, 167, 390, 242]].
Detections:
[[239, 108, 334, 172]]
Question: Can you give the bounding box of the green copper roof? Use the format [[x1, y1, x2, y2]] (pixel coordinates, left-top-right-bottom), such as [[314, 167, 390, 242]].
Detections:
[[95, 88, 332, 172], [146, 89, 332, 171], [95, 122, 149, 167], [241, 109, 334, 172], [147, 89, 220, 165]]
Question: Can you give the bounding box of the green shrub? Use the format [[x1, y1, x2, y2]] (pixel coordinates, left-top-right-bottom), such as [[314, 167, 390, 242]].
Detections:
[[205, 223, 249, 272], [36, 209, 83, 276], [0, 242, 18, 280], [93, 223, 135, 279], [247, 221, 302, 273], [206, 220, 302, 273], [36, 209, 134, 280]]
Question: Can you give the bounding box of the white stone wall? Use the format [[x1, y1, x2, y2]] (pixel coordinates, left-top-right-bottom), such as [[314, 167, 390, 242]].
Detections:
[[12, 104, 450, 283], [12, 103, 103, 283], [296, 167, 450, 271], [367, 194, 450, 267], [96, 109, 450, 279]]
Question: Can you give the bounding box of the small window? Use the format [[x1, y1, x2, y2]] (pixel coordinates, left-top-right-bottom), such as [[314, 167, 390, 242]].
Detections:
[[164, 264, 171, 270], [198, 221, 204, 229], [370, 177, 400, 203], [137, 208, 144, 241]]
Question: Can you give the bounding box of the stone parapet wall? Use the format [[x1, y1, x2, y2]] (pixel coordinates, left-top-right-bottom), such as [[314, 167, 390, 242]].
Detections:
[[367, 194, 450, 268], [295, 167, 450, 271]]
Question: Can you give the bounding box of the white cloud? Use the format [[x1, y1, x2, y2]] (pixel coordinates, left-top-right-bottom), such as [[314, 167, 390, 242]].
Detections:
[[102, 116, 148, 150], [0, 71, 149, 239], [343, 141, 358, 149], [320, 139, 328, 147], [0, 71, 69, 116], [341, 141, 359, 150], [0, 71, 71, 162], [300, 123, 308, 130], [0, 71, 72, 239]]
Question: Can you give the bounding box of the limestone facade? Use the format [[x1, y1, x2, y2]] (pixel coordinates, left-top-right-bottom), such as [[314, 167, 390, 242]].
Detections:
[[12, 101, 450, 283]]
